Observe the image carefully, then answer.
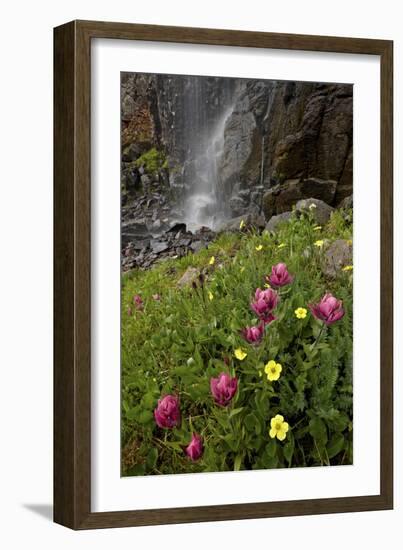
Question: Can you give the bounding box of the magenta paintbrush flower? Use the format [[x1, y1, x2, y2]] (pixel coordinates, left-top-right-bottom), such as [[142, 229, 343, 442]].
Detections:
[[250, 287, 278, 323], [266, 262, 293, 288], [309, 293, 345, 325], [241, 322, 265, 345], [185, 433, 203, 461], [210, 372, 238, 407], [154, 395, 181, 429], [133, 294, 144, 310]]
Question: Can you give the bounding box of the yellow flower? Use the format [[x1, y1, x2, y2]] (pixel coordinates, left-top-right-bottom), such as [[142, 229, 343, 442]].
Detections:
[[295, 307, 307, 319], [346, 239, 353, 246], [255, 244, 263, 251], [342, 265, 353, 271], [264, 282, 271, 289], [208, 291, 214, 301], [277, 243, 286, 249], [314, 240, 324, 248], [209, 256, 215, 265], [269, 414, 289, 441], [264, 360, 282, 381], [234, 348, 247, 361], [313, 225, 322, 231], [239, 219, 245, 229]]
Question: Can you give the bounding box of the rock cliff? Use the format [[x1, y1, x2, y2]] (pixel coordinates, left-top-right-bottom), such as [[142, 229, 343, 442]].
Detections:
[[121, 72, 352, 234]]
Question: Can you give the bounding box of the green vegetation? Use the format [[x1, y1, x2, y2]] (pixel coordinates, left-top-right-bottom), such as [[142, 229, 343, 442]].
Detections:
[[121, 209, 353, 476], [134, 147, 167, 173]]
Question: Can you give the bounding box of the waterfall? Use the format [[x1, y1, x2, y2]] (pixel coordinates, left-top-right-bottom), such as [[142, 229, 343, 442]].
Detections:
[[178, 76, 235, 231]]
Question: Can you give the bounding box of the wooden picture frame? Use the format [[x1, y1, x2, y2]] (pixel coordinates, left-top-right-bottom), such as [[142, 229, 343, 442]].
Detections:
[[54, 20, 393, 530]]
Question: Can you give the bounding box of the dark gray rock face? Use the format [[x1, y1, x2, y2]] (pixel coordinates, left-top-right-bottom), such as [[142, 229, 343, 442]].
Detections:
[[220, 81, 352, 214], [262, 178, 337, 219], [120, 74, 353, 266]]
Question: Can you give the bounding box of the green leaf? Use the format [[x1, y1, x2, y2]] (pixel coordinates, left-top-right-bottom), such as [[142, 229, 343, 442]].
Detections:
[[265, 438, 277, 457], [234, 454, 243, 471], [229, 407, 244, 419], [283, 437, 295, 466], [309, 417, 328, 445], [146, 447, 158, 469], [137, 410, 154, 424], [326, 433, 345, 459], [141, 392, 157, 408], [244, 413, 259, 433], [125, 463, 146, 476]]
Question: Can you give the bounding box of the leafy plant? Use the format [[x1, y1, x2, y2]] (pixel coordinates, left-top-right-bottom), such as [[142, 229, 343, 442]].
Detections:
[[121, 209, 353, 475]]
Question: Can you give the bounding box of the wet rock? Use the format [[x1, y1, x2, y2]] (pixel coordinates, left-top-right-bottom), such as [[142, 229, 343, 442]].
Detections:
[[151, 219, 162, 231], [322, 239, 353, 278], [265, 211, 293, 232], [150, 240, 170, 254], [229, 196, 248, 217], [167, 222, 187, 234], [177, 267, 199, 288], [121, 220, 150, 235], [218, 213, 265, 232], [295, 198, 334, 225], [141, 174, 152, 186], [122, 143, 142, 162]]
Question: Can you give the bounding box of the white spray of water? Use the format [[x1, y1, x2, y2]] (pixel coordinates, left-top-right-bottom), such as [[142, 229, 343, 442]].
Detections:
[[183, 105, 233, 231]]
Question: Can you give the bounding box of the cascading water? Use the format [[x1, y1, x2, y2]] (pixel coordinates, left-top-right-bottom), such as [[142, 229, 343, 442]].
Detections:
[[178, 77, 235, 231], [183, 106, 233, 230]]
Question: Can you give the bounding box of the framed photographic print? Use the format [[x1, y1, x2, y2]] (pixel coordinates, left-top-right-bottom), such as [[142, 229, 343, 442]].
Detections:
[[54, 20, 393, 529]]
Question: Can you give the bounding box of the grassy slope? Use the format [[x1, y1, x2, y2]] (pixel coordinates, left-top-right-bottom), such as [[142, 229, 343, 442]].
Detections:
[[121, 209, 353, 476]]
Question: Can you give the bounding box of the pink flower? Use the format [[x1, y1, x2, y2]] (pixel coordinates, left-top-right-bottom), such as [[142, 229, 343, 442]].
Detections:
[[309, 293, 345, 325], [133, 294, 144, 310], [185, 433, 203, 461], [241, 322, 265, 345], [266, 263, 293, 288], [250, 288, 278, 323], [210, 372, 238, 407], [154, 395, 181, 429]]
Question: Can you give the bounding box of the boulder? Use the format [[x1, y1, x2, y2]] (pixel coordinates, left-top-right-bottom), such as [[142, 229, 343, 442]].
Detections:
[[150, 240, 170, 254], [295, 198, 334, 225], [322, 239, 353, 278], [265, 211, 293, 232], [300, 177, 337, 205], [275, 179, 304, 213], [218, 213, 266, 232], [338, 194, 353, 210], [177, 267, 200, 288]]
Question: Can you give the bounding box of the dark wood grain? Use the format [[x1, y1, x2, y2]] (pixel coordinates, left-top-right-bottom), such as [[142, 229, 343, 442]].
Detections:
[[54, 20, 393, 530]]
